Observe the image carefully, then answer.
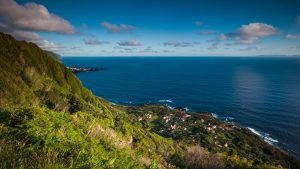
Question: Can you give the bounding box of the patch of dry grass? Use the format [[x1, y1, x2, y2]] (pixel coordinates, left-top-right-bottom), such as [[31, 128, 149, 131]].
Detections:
[[183, 145, 223, 169]]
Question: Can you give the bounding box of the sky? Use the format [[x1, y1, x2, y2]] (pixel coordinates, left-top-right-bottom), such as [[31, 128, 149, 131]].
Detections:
[[0, 0, 300, 56]]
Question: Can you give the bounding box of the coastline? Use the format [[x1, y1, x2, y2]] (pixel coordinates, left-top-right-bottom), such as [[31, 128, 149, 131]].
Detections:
[[61, 56, 300, 166], [2, 31, 299, 168], [61, 56, 300, 158], [109, 100, 300, 160]]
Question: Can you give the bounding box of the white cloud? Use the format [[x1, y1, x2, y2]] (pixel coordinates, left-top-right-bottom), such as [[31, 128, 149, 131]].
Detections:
[[239, 46, 269, 51], [9, 30, 40, 41], [164, 41, 200, 47], [36, 39, 64, 52], [236, 23, 277, 37], [0, 0, 74, 52], [0, 24, 64, 52], [207, 34, 227, 50], [0, 0, 75, 34], [83, 38, 108, 45], [286, 33, 300, 39], [222, 23, 278, 45], [117, 40, 141, 46], [218, 34, 227, 40], [101, 22, 135, 33], [207, 42, 219, 50], [207, 23, 277, 50], [234, 37, 260, 45]]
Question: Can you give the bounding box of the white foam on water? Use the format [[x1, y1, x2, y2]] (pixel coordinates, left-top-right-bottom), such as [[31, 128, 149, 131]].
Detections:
[[212, 113, 219, 119], [184, 107, 189, 112], [248, 127, 263, 137], [264, 134, 279, 144], [225, 116, 234, 121], [158, 99, 173, 103], [166, 105, 175, 110], [247, 127, 278, 145]]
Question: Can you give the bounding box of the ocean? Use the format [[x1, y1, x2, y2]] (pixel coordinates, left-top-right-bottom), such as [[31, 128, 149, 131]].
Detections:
[[62, 56, 300, 157]]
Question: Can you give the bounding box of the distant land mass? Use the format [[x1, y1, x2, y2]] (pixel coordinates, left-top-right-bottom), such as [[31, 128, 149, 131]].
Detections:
[[0, 32, 299, 168], [67, 66, 103, 73]]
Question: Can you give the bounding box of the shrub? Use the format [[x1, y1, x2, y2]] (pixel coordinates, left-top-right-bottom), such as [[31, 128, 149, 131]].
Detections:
[[183, 145, 223, 169]]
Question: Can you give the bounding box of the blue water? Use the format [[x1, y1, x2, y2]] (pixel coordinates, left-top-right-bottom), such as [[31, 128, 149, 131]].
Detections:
[[62, 57, 300, 157]]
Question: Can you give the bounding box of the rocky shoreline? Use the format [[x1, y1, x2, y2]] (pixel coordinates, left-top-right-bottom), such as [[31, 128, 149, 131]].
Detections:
[[67, 66, 103, 73]]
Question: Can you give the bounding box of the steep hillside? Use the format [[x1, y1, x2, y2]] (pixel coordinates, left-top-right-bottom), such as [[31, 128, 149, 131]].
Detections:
[[0, 32, 180, 168], [0, 32, 299, 169], [0, 32, 97, 110]]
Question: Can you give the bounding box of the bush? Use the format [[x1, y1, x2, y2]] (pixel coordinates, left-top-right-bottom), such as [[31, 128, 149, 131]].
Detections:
[[183, 145, 223, 169]]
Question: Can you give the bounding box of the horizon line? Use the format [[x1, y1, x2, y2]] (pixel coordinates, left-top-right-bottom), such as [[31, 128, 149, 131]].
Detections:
[[61, 55, 300, 58]]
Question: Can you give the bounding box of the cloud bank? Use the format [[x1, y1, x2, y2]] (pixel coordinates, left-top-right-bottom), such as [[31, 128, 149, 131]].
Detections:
[[83, 38, 108, 45], [164, 41, 200, 47], [101, 22, 135, 33], [286, 33, 300, 39], [117, 40, 141, 46], [224, 23, 278, 44], [207, 23, 277, 50], [0, 0, 75, 34], [0, 0, 76, 52], [0, 23, 63, 51]]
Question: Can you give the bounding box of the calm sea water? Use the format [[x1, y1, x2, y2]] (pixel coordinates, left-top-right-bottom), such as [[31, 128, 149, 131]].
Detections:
[[62, 57, 300, 157]]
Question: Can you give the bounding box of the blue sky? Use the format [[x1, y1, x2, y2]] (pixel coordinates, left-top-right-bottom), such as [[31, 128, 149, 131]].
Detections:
[[1, 0, 300, 56]]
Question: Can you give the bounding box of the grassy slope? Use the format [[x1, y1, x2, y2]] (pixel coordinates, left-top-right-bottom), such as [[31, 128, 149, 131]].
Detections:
[[0, 32, 179, 168], [0, 32, 299, 169]]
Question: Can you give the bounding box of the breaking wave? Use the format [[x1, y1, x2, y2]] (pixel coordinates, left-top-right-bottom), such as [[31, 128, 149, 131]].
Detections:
[[248, 127, 279, 145], [158, 99, 173, 103]]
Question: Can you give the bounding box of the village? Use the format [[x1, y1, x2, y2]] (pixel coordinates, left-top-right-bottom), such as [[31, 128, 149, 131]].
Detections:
[[127, 104, 246, 153]]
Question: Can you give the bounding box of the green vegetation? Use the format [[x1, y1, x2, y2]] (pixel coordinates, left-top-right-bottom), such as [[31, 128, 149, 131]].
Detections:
[[0, 32, 299, 168], [126, 105, 300, 168]]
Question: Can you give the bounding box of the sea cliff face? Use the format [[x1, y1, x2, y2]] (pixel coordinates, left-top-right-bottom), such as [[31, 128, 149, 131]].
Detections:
[[0, 32, 299, 169]]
